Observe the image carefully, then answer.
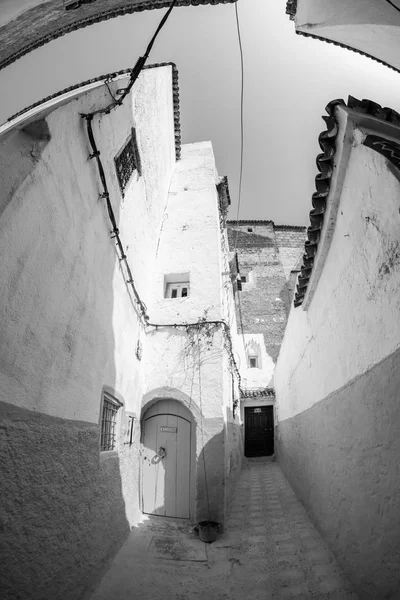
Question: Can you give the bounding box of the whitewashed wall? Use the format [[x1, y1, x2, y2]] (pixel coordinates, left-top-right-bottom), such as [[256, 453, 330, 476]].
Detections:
[[295, 0, 400, 71], [274, 112, 400, 598], [0, 66, 175, 424], [275, 137, 400, 422]]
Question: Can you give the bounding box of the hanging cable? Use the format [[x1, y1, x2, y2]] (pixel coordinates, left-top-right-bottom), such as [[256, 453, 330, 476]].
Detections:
[[82, 0, 177, 118], [385, 0, 400, 15], [233, 0, 245, 254]]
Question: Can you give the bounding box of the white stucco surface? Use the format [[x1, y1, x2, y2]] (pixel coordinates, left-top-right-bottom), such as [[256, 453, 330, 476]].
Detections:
[[275, 111, 400, 421], [295, 0, 400, 71], [0, 66, 175, 424], [240, 333, 274, 390], [144, 142, 241, 424]]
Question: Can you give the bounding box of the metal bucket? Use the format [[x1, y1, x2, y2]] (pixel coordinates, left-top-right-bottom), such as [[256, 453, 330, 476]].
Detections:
[[198, 521, 219, 543]]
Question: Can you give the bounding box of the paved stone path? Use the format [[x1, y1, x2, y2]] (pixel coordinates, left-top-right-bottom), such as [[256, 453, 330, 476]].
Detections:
[[90, 459, 358, 600]]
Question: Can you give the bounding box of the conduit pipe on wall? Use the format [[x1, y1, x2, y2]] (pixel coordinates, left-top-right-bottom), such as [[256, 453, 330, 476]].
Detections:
[[83, 113, 150, 324]]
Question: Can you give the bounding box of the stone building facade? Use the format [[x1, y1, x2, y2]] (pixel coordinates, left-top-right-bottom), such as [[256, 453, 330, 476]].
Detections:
[[226, 221, 306, 457], [0, 64, 243, 600], [227, 220, 306, 374]]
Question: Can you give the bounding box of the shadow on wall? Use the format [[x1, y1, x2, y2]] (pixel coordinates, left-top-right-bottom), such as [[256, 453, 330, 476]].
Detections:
[[0, 118, 137, 600], [139, 402, 243, 529]]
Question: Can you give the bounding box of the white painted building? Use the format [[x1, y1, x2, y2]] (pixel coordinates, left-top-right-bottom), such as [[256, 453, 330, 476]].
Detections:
[[0, 63, 243, 600], [286, 0, 400, 73], [274, 96, 400, 598]]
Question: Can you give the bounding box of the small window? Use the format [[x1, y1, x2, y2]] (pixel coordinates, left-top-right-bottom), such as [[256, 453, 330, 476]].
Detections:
[[114, 128, 141, 195], [247, 227, 253, 233], [166, 283, 190, 298], [241, 275, 247, 283], [100, 392, 122, 451], [249, 356, 258, 369]]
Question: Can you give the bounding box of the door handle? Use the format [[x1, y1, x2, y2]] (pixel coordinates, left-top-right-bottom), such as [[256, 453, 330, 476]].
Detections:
[[157, 447, 166, 459]]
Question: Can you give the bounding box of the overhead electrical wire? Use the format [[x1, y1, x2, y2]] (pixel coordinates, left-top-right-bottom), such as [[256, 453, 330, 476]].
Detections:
[[385, 0, 400, 15], [233, 0, 245, 255], [82, 0, 177, 118], [231, 1, 247, 361]]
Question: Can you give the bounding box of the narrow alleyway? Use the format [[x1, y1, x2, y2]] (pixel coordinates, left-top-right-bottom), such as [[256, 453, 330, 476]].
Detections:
[[90, 459, 358, 600]]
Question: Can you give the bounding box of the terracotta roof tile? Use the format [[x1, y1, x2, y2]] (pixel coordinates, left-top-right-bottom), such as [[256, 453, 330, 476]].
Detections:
[[294, 95, 400, 308], [241, 388, 275, 399]]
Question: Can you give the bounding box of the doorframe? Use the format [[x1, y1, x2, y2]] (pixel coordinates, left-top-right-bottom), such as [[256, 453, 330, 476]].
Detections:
[[243, 401, 275, 457], [140, 398, 196, 520]]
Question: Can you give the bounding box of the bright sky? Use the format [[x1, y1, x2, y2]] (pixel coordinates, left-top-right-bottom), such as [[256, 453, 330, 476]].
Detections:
[[1, 0, 400, 224]]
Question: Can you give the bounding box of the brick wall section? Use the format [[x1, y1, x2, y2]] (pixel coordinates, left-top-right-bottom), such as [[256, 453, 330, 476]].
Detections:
[[227, 222, 306, 362]]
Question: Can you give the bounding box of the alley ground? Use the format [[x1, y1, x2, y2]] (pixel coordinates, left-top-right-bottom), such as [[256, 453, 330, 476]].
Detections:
[[90, 459, 358, 600]]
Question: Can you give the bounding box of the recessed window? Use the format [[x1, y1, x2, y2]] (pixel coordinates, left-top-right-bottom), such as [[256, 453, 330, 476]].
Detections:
[[247, 227, 253, 233], [114, 128, 141, 195], [164, 272, 190, 299], [166, 283, 189, 298], [100, 392, 122, 451], [249, 356, 258, 369]]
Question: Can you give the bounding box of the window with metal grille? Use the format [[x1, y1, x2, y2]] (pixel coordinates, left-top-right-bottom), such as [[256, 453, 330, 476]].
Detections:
[[100, 393, 122, 451], [114, 128, 141, 195]]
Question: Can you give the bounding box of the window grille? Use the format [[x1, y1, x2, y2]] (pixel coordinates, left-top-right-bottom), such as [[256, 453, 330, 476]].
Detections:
[[100, 393, 122, 451], [114, 128, 141, 195]]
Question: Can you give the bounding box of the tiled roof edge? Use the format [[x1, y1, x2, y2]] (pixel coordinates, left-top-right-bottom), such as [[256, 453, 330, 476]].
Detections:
[[226, 221, 306, 230], [241, 388, 275, 399], [285, 0, 297, 21], [294, 95, 400, 308], [296, 30, 400, 77], [6, 62, 181, 161], [0, 1, 238, 73], [274, 224, 307, 230], [226, 220, 275, 225]]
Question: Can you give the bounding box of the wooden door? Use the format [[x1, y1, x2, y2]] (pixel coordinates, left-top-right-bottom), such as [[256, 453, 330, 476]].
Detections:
[[244, 405, 274, 457], [141, 401, 191, 518]]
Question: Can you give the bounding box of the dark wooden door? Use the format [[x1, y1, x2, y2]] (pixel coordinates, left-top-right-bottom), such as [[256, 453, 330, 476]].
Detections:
[[244, 406, 274, 457]]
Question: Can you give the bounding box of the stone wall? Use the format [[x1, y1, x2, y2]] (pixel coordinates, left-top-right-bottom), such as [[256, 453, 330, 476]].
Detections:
[[227, 221, 305, 363]]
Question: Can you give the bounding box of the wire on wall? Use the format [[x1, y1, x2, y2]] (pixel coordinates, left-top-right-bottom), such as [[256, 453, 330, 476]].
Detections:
[[81, 0, 177, 322], [83, 114, 149, 324], [233, 0, 245, 255], [147, 319, 243, 394], [81, 0, 177, 119]]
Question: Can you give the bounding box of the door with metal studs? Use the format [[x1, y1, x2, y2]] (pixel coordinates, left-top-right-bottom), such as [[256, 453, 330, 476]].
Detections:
[[141, 400, 192, 518]]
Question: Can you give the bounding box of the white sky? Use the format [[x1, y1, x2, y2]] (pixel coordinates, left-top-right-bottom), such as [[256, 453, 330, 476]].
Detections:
[[1, 0, 400, 224]]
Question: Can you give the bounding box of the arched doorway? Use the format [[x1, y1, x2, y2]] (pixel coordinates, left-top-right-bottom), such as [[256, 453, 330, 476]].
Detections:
[[141, 399, 193, 519]]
